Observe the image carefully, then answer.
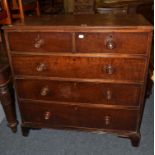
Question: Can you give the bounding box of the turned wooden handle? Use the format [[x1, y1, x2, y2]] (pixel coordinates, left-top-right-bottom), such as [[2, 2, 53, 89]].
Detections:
[[40, 86, 49, 96], [34, 38, 44, 48], [104, 116, 111, 126], [36, 63, 46, 72], [104, 65, 114, 75], [44, 111, 51, 120], [34, 34, 44, 48], [106, 40, 116, 50], [106, 90, 112, 100]]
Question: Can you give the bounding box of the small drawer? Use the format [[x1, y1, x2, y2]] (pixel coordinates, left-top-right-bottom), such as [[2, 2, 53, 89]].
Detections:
[[12, 55, 146, 82], [16, 79, 142, 106], [8, 32, 72, 53], [20, 101, 139, 131], [76, 32, 149, 54]]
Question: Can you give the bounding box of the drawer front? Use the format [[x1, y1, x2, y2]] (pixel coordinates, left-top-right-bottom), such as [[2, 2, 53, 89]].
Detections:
[[12, 55, 146, 82], [76, 32, 148, 54], [16, 79, 141, 106], [20, 101, 138, 131], [8, 32, 72, 53]]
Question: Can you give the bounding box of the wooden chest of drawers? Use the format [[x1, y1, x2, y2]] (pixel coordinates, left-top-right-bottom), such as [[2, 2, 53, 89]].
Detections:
[[4, 14, 153, 147]]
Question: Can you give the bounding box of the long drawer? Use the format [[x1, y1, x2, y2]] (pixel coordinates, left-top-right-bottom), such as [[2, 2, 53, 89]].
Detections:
[[20, 101, 139, 131], [8, 32, 148, 54], [16, 79, 141, 106], [12, 55, 146, 82]]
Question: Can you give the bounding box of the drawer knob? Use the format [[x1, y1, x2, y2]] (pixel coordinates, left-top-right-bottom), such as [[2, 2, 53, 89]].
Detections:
[[106, 90, 112, 100], [34, 38, 44, 48], [74, 105, 78, 111], [104, 116, 111, 126], [44, 111, 51, 120], [104, 65, 114, 75], [36, 63, 46, 72], [40, 86, 49, 96], [106, 40, 116, 49]]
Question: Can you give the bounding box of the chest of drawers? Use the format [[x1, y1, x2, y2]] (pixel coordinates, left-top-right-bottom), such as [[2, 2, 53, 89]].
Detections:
[[4, 14, 153, 147]]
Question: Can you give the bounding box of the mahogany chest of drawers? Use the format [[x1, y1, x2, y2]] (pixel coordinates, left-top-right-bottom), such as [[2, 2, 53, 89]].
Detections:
[[4, 14, 153, 147]]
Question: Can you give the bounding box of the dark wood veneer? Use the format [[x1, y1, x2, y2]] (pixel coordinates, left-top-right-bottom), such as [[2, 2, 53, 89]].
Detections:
[[8, 32, 72, 53], [8, 31, 149, 55], [11, 55, 146, 82], [20, 100, 138, 131], [16, 79, 141, 106], [75, 32, 149, 54]]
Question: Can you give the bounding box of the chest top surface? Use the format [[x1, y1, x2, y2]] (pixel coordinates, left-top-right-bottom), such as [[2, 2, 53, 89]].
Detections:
[[3, 14, 153, 31]]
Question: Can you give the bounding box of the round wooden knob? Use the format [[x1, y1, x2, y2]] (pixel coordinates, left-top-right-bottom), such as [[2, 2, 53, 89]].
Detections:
[[106, 90, 112, 100], [74, 105, 78, 111], [106, 40, 116, 49], [104, 65, 114, 75], [40, 86, 49, 96], [104, 116, 111, 126], [36, 63, 46, 72], [44, 111, 51, 120], [34, 39, 44, 48]]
